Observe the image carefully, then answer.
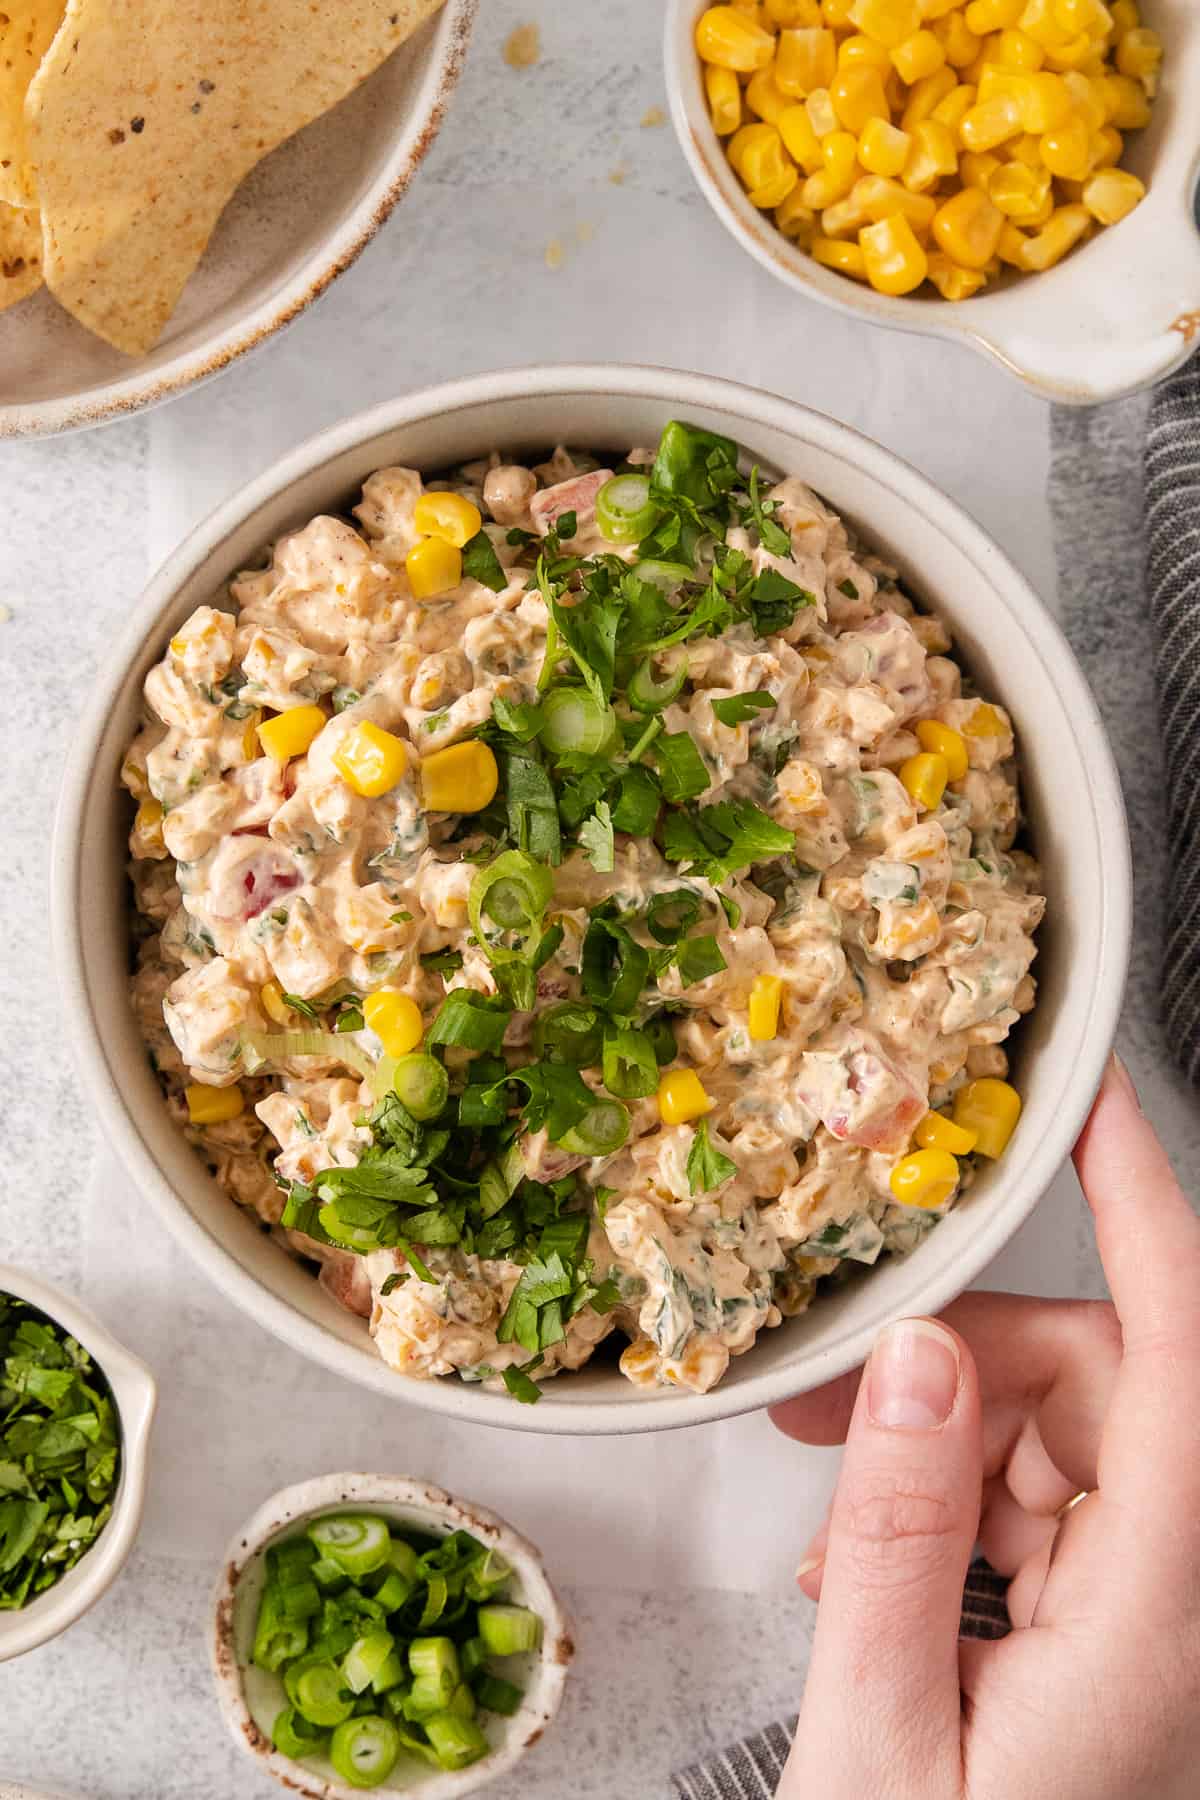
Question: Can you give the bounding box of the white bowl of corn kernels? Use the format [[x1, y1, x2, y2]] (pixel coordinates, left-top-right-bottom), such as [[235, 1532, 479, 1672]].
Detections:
[[665, 0, 1200, 402]]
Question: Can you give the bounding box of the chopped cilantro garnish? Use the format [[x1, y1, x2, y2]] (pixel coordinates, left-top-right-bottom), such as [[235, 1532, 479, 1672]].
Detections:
[[462, 528, 507, 593], [711, 691, 777, 727], [686, 1120, 737, 1194], [651, 732, 710, 804], [579, 800, 615, 873]]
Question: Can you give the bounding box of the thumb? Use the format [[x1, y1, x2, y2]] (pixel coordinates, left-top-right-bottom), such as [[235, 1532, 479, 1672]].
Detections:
[[787, 1318, 981, 1798]]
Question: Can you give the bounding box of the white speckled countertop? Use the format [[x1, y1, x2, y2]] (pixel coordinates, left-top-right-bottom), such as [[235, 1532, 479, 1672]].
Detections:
[[0, 3, 1195, 1796]]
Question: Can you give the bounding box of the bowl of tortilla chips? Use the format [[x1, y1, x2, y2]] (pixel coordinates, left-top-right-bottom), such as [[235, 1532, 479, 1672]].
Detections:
[[0, 0, 475, 437]]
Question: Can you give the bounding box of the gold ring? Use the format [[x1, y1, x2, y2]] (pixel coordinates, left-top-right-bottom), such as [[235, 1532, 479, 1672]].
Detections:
[[1055, 1489, 1090, 1520]]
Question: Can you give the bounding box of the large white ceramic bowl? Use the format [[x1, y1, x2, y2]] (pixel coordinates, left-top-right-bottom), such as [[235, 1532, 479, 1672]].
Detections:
[[0, 1264, 156, 1661], [0, 0, 475, 439], [211, 1474, 572, 1800], [51, 363, 1131, 1433], [665, 0, 1200, 404]]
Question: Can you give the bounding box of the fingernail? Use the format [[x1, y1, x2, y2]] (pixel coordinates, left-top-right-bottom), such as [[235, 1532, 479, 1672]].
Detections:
[[867, 1319, 959, 1431], [795, 1554, 824, 1581], [1109, 1052, 1143, 1115]]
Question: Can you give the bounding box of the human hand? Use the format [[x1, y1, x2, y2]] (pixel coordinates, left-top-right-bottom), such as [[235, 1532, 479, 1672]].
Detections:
[[770, 1057, 1200, 1800]]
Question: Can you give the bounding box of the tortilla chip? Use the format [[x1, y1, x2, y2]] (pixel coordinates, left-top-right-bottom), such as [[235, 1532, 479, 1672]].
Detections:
[[26, 0, 446, 356], [0, 200, 43, 308], [0, 2, 65, 208]]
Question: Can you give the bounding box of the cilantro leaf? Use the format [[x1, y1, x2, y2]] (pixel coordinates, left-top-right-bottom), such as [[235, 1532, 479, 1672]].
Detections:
[[579, 800, 615, 873], [711, 691, 777, 727], [674, 935, 727, 986], [548, 586, 624, 705], [502, 1363, 543, 1404], [749, 568, 815, 638], [748, 465, 792, 557], [686, 1120, 738, 1194], [651, 733, 710, 804], [499, 748, 561, 865], [492, 695, 545, 743], [462, 528, 507, 593]]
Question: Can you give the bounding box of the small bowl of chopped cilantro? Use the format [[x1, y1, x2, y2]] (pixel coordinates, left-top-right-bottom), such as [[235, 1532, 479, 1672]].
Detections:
[[0, 1266, 156, 1661], [212, 1473, 572, 1797]]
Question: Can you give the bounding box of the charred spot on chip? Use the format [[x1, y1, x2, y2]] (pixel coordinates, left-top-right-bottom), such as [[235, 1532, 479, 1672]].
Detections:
[[130, 115, 144, 132], [198, 78, 215, 93], [191, 101, 201, 113], [2, 257, 27, 279], [108, 127, 125, 144]]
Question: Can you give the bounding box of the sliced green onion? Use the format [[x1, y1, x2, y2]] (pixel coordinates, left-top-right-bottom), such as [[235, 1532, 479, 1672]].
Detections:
[[427, 989, 512, 1053], [343, 1631, 396, 1695], [628, 654, 688, 714], [289, 1660, 355, 1729], [558, 1099, 629, 1158], [646, 888, 703, 945], [423, 1710, 490, 1772], [476, 1604, 543, 1657], [596, 472, 661, 544], [409, 1636, 461, 1688], [460, 1636, 488, 1679], [242, 1029, 374, 1082], [533, 1001, 603, 1067], [602, 1028, 659, 1100], [311, 1556, 347, 1592], [474, 1673, 524, 1716], [465, 1548, 512, 1602], [387, 1537, 421, 1584], [252, 1586, 309, 1672], [582, 918, 650, 1017], [306, 1515, 391, 1580], [391, 1053, 449, 1122], [540, 686, 617, 756], [328, 1714, 401, 1788], [633, 558, 694, 595], [272, 1705, 329, 1761], [447, 1681, 477, 1719], [371, 1570, 412, 1613], [404, 1672, 456, 1720], [419, 1570, 449, 1628], [370, 1649, 407, 1695]]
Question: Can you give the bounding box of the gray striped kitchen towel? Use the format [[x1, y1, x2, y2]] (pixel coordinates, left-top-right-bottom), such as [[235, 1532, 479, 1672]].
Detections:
[[1146, 352, 1200, 1086], [667, 1562, 1011, 1800]]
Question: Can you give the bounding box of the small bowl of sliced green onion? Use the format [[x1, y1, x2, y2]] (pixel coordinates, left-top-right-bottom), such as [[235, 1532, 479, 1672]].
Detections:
[[0, 1264, 157, 1662], [212, 1473, 573, 1798]]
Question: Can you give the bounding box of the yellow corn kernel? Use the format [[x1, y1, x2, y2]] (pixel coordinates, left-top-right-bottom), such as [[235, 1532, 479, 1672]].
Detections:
[[777, 25, 838, 92], [903, 116, 958, 189], [746, 66, 791, 123], [995, 26, 1044, 66], [821, 0, 856, 20], [919, 0, 961, 16], [859, 212, 929, 292], [967, 0, 1024, 26], [1108, 0, 1138, 29], [884, 65, 908, 110], [891, 27, 946, 81], [915, 718, 969, 778], [185, 1083, 245, 1126], [831, 64, 891, 131], [260, 980, 293, 1026], [413, 491, 482, 548], [952, 1076, 1021, 1157], [241, 710, 264, 762], [855, 174, 938, 228], [776, 187, 818, 239], [1043, 31, 1094, 69], [1061, 68, 1106, 129], [1038, 112, 1090, 176], [802, 129, 859, 205], [822, 191, 873, 234], [730, 121, 787, 182], [749, 973, 784, 1040], [1009, 68, 1073, 127], [811, 234, 870, 276], [696, 4, 777, 70], [779, 102, 826, 168], [965, 701, 1008, 738], [706, 62, 744, 133], [996, 219, 1029, 261], [960, 93, 1021, 148], [849, 0, 922, 46], [732, 0, 770, 18], [419, 739, 500, 813], [901, 63, 957, 125], [1100, 70, 1150, 128], [899, 749, 949, 808], [1090, 122, 1123, 165], [931, 82, 977, 129], [406, 536, 462, 600], [1018, 0, 1074, 46], [889, 1147, 960, 1209], [1081, 165, 1144, 223], [333, 721, 409, 798], [988, 159, 1052, 217], [839, 30, 892, 67], [915, 1110, 979, 1155], [749, 163, 801, 206], [935, 12, 983, 67], [658, 1068, 713, 1125], [257, 704, 326, 763], [961, 148, 1001, 185], [363, 990, 424, 1057], [1055, 0, 1111, 31], [916, 250, 984, 295], [805, 84, 840, 134], [619, 1339, 660, 1385], [134, 798, 165, 854], [768, 0, 823, 19], [858, 115, 912, 175]]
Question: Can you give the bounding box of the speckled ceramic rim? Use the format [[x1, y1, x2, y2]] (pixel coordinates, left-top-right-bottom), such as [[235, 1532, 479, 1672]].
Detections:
[[0, 1264, 156, 1661], [664, 0, 1200, 404], [0, 0, 476, 441], [51, 363, 1131, 1434], [211, 1474, 573, 1799]]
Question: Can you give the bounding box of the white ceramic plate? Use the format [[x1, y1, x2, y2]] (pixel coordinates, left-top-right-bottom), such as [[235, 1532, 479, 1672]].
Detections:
[[0, 0, 475, 439], [52, 363, 1132, 1433], [211, 1474, 572, 1799], [664, 0, 1200, 404], [0, 1264, 156, 1661]]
